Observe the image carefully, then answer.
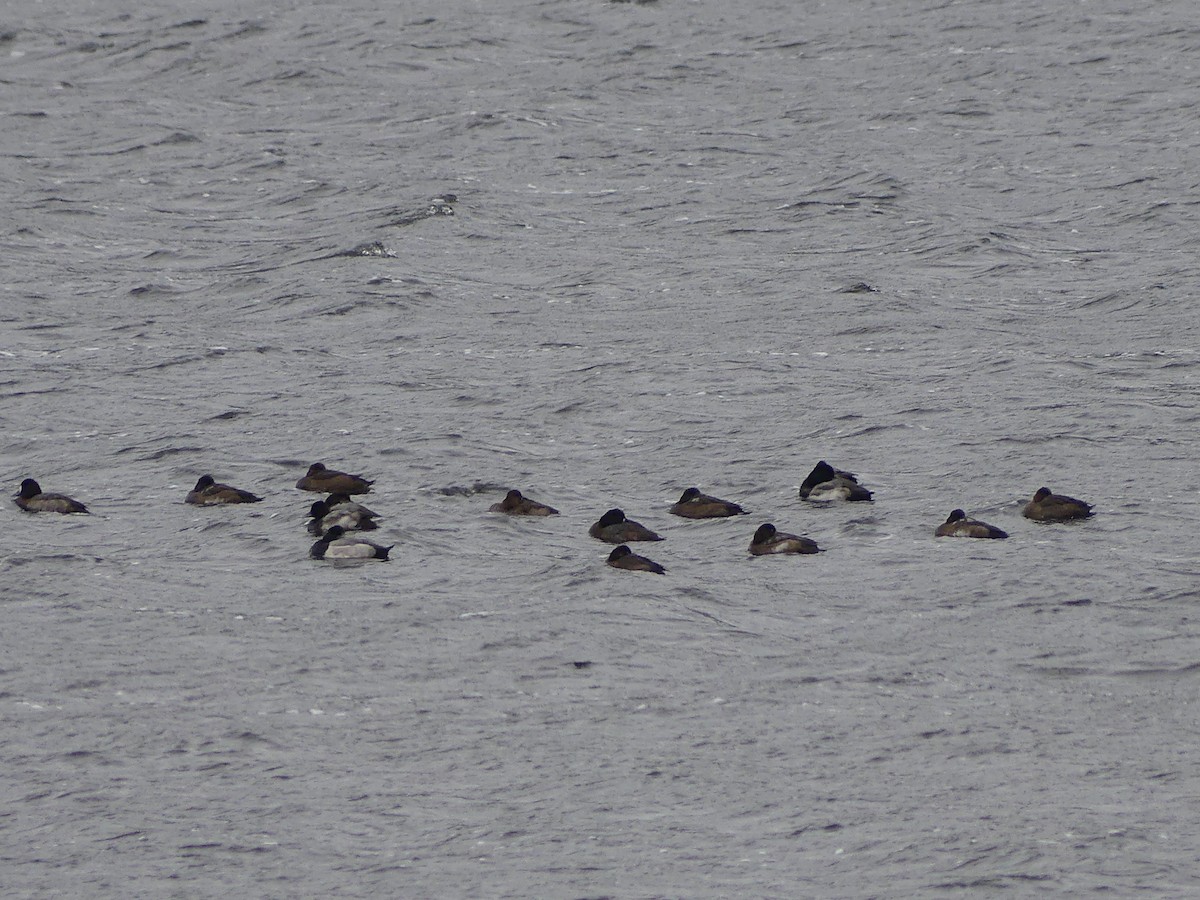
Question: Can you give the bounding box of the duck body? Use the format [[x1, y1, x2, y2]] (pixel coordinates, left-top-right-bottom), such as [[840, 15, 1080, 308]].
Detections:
[[296, 462, 373, 494], [323, 492, 380, 519], [606, 544, 666, 574], [14, 478, 89, 514], [669, 487, 745, 519], [799, 461, 873, 501], [749, 523, 820, 555], [489, 489, 559, 516], [185, 474, 263, 505], [589, 508, 663, 543], [935, 509, 1008, 539], [1023, 487, 1093, 522], [307, 499, 379, 535], [310, 525, 392, 560]]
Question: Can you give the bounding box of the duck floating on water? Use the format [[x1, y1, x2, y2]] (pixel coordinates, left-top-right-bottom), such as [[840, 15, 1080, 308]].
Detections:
[[935, 509, 1008, 539], [606, 544, 666, 574], [669, 487, 745, 519], [296, 462, 373, 494], [185, 474, 263, 505], [749, 523, 820, 555], [589, 508, 663, 543], [309, 525, 392, 560], [489, 489, 559, 516], [799, 461, 873, 502], [14, 478, 89, 514], [1022, 487, 1093, 522]]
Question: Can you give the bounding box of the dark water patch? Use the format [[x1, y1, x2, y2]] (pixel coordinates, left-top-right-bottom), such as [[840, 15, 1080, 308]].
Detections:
[[221, 21, 268, 41], [152, 131, 200, 146], [933, 874, 1055, 890], [1110, 661, 1200, 679], [1075, 288, 1169, 313], [99, 830, 147, 842], [116, 443, 205, 461], [129, 283, 182, 298], [2, 553, 104, 569]]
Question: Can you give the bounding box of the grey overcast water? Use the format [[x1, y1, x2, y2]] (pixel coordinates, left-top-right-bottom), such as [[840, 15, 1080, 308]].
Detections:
[[3, 0, 1200, 896]]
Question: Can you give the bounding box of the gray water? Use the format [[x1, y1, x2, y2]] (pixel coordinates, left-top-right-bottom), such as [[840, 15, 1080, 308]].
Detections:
[[4, 0, 1200, 895]]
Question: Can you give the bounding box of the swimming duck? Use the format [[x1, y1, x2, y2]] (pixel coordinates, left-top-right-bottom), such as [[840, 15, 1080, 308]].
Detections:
[[295, 462, 373, 494], [1023, 487, 1093, 522], [589, 508, 663, 543], [323, 492, 380, 519], [489, 489, 559, 516], [669, 487, 745, 519], [749, 523, 820, 555], [606, 544, 666, 574], [185, 474, 263, 505], [307, 498, 379, 535], [309, 525, 392, 560], [14, 478, 89, 514], [799, 461, 873, 501], [935, 509, 1008, 539]]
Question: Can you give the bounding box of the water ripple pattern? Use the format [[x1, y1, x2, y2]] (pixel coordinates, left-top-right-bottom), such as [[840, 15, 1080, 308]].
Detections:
[[3, 0, 1200, 895]]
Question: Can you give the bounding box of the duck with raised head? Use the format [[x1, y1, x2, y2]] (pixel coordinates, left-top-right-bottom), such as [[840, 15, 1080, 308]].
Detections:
[[749, 523, 820, 555], [669, 487, 745, 519], [1023, 487, 1093, 522], [799, 461, 873, 502], [309, 525, 392, 560], [307, 498, 380, 535], [295, 462, 373, 494], [185, 474, 263, 505], [14, 478, 89, 514], [589, 508, 663, 543], [935, 509, 1008, 539], [489, 489, 559, 516], [606, 544, 666, 574]]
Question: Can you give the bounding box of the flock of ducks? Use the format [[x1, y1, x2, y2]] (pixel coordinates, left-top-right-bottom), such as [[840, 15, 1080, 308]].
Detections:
[[13, 461, 1095, 573]]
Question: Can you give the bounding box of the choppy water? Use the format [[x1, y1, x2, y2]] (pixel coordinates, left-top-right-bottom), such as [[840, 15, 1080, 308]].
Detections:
[[4, 0, 1200, 895]]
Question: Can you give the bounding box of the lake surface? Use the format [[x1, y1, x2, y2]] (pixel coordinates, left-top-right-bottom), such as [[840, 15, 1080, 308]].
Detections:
[[4, 0, 1200, 896]]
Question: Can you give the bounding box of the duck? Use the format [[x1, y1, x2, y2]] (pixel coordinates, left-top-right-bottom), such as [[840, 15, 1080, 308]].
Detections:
[[1023, 487, 1093, 522], [669, 487, 745, 519], [323, 492, 380, 519], [309, 525, 392, 560], [799, 461, 873, 501], [606, 544, 666, 574], [185, 474, 263, 505], [589, 508, 663, 543], [307, 499, 380, 535], [14, 478, 89, 514], [935, 509, 1008, 539], [749, 523, 820, 555], [489, 489, 559, 516], [295, 462, 373, 494]]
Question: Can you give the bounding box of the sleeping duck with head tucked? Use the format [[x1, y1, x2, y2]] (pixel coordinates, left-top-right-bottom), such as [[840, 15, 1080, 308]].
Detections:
[[1022, 487, 1093, 522], [669, 487, 745, 519], [185, 474, 263, 505], [490, 489, 559, 516], [935, 509, 1008, 539], [799, 461, 873, 502], [749, 523, 821, 555], [296, 462, 373, 494], [589, 508, 663, 543]]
